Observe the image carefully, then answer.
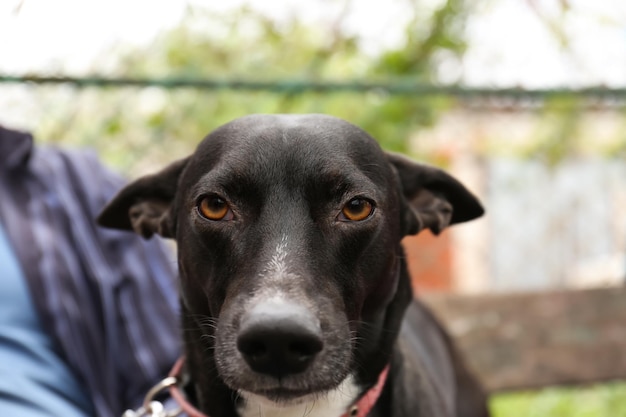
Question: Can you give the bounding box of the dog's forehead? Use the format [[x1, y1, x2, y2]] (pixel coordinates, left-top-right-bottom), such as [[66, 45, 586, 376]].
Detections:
[[187, 114, 389, 184], [208, 114, 379, 154]]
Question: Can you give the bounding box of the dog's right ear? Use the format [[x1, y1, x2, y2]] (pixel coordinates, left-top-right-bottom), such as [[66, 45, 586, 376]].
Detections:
[[97, 157, 190, 239]]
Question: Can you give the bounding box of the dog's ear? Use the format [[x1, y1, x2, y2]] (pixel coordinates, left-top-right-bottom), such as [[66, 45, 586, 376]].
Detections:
[[387, 152, 484, 236], [97, 157, 190, 239]]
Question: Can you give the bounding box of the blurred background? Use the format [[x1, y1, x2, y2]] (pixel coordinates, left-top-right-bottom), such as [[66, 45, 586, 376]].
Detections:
[[1, 0, 625, 415]]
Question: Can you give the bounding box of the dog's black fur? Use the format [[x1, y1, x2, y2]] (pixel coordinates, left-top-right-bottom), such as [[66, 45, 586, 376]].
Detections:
[[98, 114, 490, 417]]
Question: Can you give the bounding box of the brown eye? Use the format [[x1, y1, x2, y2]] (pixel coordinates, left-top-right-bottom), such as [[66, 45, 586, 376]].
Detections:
[[198, 196, 232, 221], [340, 198, 374, 222]]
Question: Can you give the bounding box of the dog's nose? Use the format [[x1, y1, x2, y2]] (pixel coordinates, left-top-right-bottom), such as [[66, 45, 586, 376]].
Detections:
[[236, 301, 323, 377]]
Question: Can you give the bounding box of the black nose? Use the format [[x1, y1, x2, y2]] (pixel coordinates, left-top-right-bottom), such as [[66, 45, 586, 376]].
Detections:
[[236, 302, 323, 377]]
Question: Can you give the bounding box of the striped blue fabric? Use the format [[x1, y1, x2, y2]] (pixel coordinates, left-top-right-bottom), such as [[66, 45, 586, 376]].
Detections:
[[0, 221, 95, 417], [0, 127, 181, 417]]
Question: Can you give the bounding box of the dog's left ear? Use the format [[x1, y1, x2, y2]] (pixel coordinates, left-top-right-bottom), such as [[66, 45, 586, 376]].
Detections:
[[97, 157, 190, 239], [387, 152, 484, 236]]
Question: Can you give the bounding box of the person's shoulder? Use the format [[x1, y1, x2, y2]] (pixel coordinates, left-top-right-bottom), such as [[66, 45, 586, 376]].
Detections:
[[35, 145, 127, 212]]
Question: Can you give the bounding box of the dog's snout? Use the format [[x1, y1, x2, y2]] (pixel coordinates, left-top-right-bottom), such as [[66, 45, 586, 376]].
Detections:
[[236, 301, 323, 377]]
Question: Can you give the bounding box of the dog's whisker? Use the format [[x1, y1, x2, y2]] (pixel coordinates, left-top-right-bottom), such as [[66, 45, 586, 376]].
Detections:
[[302, 399, 316, 417]]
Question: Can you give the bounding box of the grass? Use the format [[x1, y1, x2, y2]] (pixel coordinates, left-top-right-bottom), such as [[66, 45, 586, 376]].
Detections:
[[490, 382, 626, 417]]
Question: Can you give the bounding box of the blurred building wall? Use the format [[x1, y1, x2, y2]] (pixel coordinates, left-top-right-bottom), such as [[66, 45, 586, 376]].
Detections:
[[487, 157, 626, 291], [408, 110, 626, 294]]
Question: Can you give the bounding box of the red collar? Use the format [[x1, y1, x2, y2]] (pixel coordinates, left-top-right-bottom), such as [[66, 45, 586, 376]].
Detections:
[[168, 357, 389, 417], [340, 365, 389, 417]]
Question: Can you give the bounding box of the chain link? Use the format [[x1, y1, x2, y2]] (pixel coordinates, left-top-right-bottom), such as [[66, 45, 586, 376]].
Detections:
[[122, 376, 182, 417]]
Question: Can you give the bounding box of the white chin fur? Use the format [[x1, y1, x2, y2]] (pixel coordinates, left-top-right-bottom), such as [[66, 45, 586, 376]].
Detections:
[[237, 375, 359, 417]]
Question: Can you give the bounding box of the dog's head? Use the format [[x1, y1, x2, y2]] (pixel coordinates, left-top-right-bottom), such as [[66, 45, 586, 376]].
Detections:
[[98, 114, 482, 405]]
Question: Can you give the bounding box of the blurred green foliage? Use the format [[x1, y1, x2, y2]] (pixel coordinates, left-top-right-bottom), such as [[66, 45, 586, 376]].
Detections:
[[33, 0, 469, 174], [24, 0, 625, 176], [491, 382, 626, 417]]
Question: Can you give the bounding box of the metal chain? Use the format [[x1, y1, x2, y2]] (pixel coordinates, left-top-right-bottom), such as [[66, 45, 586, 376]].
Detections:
[[122, 376, 182, 417]]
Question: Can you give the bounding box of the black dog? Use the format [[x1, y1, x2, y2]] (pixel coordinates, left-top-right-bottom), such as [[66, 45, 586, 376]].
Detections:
[[99, 114, 489, 417]]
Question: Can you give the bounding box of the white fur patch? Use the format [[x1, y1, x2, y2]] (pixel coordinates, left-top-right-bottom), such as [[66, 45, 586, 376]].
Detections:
[[253, 235, 298, 301], [267, 235, 289, 279], [237, 375, 360, 417]]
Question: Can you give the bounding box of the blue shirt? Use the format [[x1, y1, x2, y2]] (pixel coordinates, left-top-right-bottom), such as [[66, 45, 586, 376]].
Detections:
[[0, 126, 181, 417], [0, 223, 94, 417]]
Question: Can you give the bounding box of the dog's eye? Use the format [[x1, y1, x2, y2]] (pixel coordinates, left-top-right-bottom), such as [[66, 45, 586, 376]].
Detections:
[[340, 198, 374, 222], [197, 195, 233, 221]]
